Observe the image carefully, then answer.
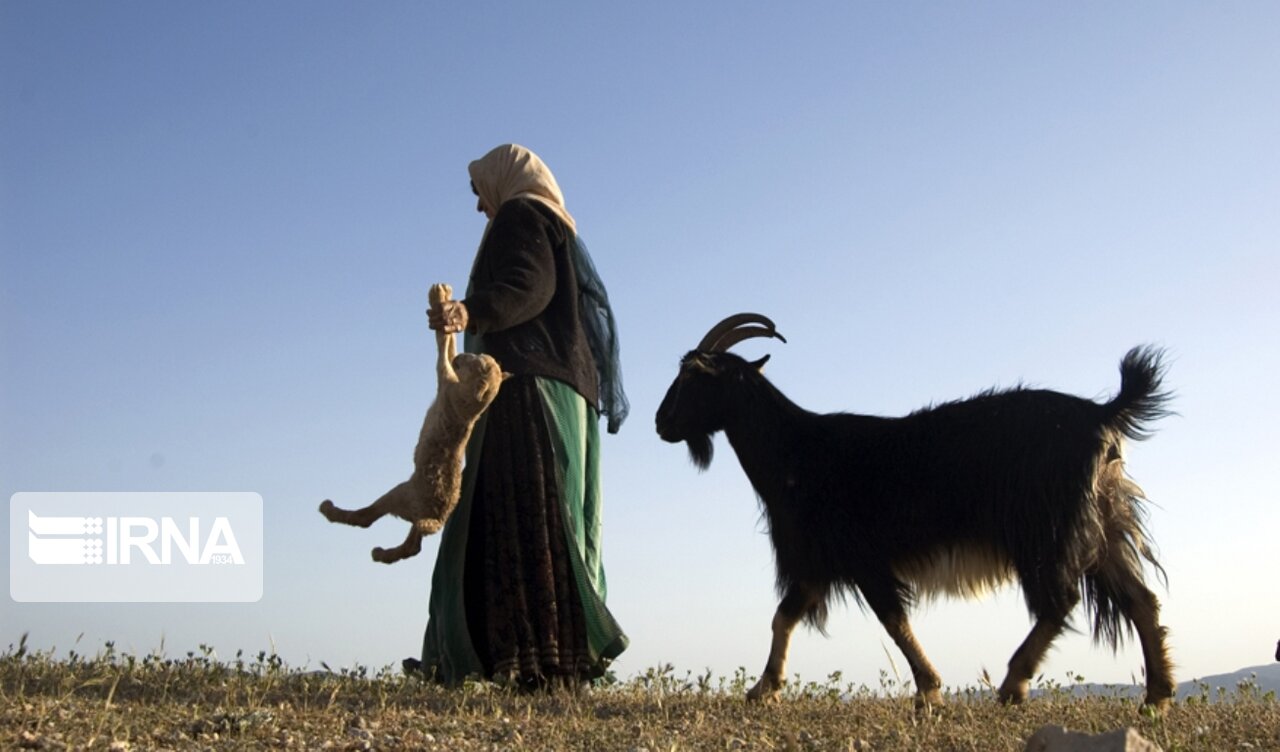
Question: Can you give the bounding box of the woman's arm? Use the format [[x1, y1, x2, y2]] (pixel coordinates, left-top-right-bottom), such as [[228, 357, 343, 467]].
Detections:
[[462, 200, 559, 335]]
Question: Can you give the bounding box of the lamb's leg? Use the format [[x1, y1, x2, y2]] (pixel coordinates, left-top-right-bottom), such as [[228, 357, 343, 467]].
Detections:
[[437, 331, 457, 383], [863, 583, 944, 707], [997, 610, 1071, 705], [319, 481, 413, 528], [372, 524, 423, 564], [429, 283, 458, 384], [747, 583, 822, 701]]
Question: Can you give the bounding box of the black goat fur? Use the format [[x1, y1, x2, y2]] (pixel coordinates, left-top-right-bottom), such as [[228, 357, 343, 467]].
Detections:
[[656, 345, 1174, 706]]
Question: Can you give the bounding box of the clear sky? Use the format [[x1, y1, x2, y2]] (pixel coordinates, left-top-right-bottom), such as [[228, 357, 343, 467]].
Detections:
[[3, 2, 1277, 692]]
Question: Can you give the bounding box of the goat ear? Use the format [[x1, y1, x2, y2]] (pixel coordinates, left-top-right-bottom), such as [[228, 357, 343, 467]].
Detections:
[[685, 353, 718, 375], [749, 354, 771, 372]]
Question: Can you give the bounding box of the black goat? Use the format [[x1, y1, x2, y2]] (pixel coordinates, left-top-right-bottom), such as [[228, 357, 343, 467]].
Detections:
[[655, 314, 1175, 710]]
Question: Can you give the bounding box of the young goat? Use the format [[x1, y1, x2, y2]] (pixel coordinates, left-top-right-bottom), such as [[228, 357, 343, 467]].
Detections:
[[320, 283, 507, 564], [654, 314, 1175, 711]]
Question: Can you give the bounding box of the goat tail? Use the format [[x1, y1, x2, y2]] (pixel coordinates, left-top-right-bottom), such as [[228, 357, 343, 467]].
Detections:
[[1081, 347, 1171, 651], [1104, 345, 1173, 441]]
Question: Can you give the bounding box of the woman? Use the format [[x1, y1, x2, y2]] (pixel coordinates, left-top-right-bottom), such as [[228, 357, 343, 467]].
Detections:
[[420, 144, 629, 687]]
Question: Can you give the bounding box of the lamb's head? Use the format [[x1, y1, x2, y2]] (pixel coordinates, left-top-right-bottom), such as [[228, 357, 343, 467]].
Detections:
[[451, 352, 508, 410], [655, 313, 785, 469]]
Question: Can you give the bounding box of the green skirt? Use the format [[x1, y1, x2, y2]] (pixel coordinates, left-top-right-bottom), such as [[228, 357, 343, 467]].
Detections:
[[420, 375, 627, 684]]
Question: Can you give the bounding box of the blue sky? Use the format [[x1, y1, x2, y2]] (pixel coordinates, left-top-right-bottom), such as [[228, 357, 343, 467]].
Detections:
[[3, 2, 1278, 691]]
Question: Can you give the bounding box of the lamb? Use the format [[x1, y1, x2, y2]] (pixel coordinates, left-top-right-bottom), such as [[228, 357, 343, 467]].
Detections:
[[654, 313, 1175, 711], [320, 283, 507, 564]]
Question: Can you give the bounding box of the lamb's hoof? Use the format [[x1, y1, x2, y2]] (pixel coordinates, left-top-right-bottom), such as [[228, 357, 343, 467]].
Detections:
[[371, 547, 394, 564], [319, 500, 337, 520], [429, 283, 452, 305]]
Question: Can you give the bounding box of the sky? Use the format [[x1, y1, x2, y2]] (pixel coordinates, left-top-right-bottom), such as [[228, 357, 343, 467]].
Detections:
[[2, 2, 1278, 693]]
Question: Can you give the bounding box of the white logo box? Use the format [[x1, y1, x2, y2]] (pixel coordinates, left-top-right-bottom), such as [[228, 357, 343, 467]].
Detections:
[[11, 492, 263, 603]]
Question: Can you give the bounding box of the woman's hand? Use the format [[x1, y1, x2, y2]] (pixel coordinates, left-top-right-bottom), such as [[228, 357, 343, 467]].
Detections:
[[428, 300, 470, 334]]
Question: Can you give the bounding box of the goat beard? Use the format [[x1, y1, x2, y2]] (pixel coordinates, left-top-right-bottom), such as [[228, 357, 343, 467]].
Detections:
[[686, 434, 714, 470]]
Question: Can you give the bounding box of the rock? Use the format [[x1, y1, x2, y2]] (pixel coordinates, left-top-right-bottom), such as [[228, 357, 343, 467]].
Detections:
[[1025, 725, 1163, 752], [16, 732, 67, 751]]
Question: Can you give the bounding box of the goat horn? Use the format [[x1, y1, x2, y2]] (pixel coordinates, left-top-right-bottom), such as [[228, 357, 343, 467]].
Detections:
[[696, 313, 786, 352], [713, 324, 787, 352]]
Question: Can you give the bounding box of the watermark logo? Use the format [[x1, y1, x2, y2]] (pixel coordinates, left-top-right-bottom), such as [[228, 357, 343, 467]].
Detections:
[[27, 511, 244, 565], [27, 512, 105, 564], [11, 493, 262, 602]]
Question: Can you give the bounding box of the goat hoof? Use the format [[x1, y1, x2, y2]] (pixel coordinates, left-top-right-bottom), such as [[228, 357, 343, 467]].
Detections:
[[746, 680, 781, 703], [997, 682, 1029, 706], [915, 689, 944, 709], [1141, 695, 1172, 716], [319, 500, 336, 519]]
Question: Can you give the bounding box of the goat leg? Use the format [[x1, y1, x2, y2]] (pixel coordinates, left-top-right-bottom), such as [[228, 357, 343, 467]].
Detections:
[[1130, 593, 1175, 712], [863, 587, 944, 708], [747, 584, 820, 701], [1096, 565, 1175, 711], [997, 612, 1071, 704]]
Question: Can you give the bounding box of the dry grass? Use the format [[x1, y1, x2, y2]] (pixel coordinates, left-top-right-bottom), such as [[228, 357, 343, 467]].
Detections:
[[3, 636, 1278, 751]]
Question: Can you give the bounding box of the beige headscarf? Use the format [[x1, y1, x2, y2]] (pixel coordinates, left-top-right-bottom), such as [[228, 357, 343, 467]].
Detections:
[[468, 144, 576, 233]]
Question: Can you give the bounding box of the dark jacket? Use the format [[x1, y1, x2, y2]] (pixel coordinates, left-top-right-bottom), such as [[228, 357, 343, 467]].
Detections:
[[464, 198, 600, 408]]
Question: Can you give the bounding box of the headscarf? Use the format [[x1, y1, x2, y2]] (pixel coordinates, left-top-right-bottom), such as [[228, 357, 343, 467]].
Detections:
[[467, 144, 629, 433], [468, 144, 576, 233]]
